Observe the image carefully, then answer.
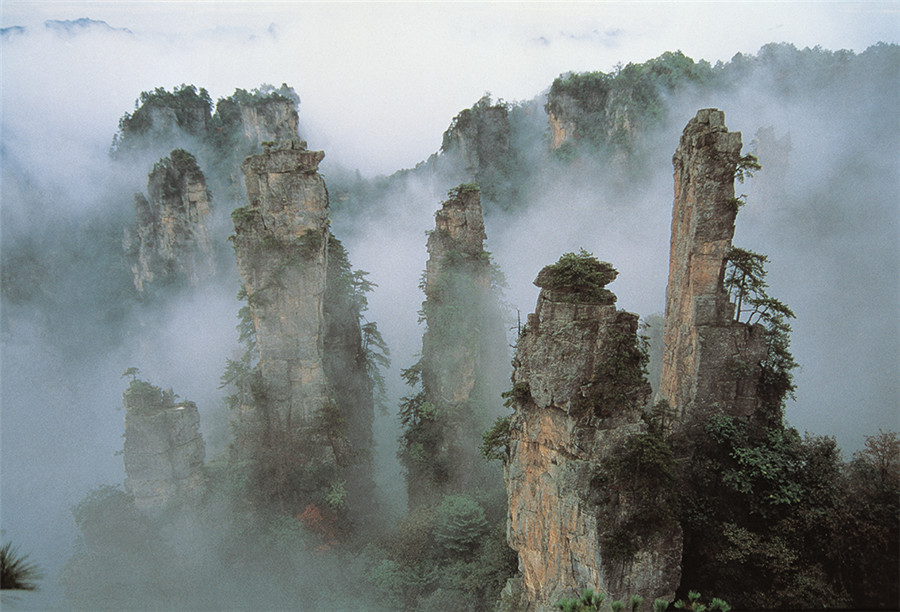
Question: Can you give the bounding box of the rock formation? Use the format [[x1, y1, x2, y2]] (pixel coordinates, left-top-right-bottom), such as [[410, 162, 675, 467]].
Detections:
[[122, 379, 205, 515], [231, 138, 376, 519], [441, 97, 510, 175], [231, 138, 330, 448], [402, 184, 507, 508], [237, 97, 299, 148], [123, 149, 215, 293], [502, 252, 681, 611], [657, 109, 767, 424]]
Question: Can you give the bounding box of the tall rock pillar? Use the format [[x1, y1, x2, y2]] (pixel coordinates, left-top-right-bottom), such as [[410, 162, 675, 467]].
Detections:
[[502, 253, 681, 611], [231, 139, 329, 453], [402, 184, 507, 508], [122, 379, 205, 515], [658, 109, 767, 424]]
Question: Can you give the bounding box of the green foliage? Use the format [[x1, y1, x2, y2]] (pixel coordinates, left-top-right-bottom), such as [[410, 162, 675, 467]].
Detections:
[[122, 377, 175, 414], [501, 381, 530, 408], [586, 318, 649, 417], [600, 430, 679, 564], [673, 591, 731, 612], [325, 480, 347, 510], [534, 249, 618, 303], [114, 84, 212, 146], [724, 246, 798, 418], [451, 182, 481, 197], [557, 588, 607, 611], [481, 416, 511, 461], [150, 149, 205, 200], [0, 541, 43, 590], [365, 496, 516, 611], [433, 494, 489, 555], [734, 154, 761, 183]]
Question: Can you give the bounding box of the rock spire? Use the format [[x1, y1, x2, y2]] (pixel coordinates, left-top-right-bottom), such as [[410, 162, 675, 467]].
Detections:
[[122, 379, 205, 515], [402, 184, 507, 508], [123, 149, 214, 292], [502, 252, 680, 611], [658, 108, 767, 424]]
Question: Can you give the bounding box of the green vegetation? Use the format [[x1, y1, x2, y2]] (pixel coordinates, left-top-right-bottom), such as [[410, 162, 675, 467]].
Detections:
[[724, 246, 797, 421], [557, 588, 606, 611], [112, 84, 212, 153], [0, 541, 43, 590], [480, 415, 511, 461], [534, 249, 618, 303], [122, 376, 176, 415], [364, 493, 516, 611], [680, 420, 899, 609], [586, 317, 649, 418]]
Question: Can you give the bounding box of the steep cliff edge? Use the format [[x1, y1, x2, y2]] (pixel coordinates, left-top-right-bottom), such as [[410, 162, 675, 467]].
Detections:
[[122, 378, 205, 515], [230, 138, 377, 523], [658, 108, 767, 425], [123, 149, 215, 292], [231, 139, 329, 454], [401, 184, 508, 508], [503, 252, 681, 611]]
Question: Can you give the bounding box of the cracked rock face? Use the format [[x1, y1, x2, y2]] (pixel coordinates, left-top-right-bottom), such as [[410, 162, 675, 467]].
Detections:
[[504, 267, 680, 612], [658, 109, 767, 424], [124, 398, 205, 515], [124, 150, 214, 292], [232, 139, 330, 442]]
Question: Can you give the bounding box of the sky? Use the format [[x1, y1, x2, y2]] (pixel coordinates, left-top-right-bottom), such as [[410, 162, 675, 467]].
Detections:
[[1, 2, 898, 607], [1, 1, 897, 175]]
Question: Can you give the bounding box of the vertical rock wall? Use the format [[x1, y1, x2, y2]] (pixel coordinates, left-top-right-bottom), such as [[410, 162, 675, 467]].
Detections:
[[658, 109, 767, 423], [404, 185, 507, 508], [123, 384, 205, 515], [232, 139, 330, 445], [124, 149, 214, 292], [239, 99, 299, 147], [503, 259, 680, 611]]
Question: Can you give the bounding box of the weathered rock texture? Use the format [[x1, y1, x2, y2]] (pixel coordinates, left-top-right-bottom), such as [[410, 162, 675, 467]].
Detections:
[[403, 185, 507, 508], [545, 76, 640, 157], [503, 258, 680, 612], [123, 382, 205, 515], [232, 138, 330, 445], [658, 109, 767, 423], [238, 98, 299, 148], [231, 139, 376, 519], [441, 97, 510, 175], [123, 149, 214, 292]]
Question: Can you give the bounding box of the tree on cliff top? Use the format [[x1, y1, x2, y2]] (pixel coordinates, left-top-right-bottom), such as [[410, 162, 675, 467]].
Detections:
[[534, 249, 618, 304]]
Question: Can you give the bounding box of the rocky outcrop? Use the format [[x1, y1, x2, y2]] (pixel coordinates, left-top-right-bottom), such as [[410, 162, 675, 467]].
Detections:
[[238, 98, 299, 147], [122, 380, 205, 515], [232, 138, 329, 446], [123, 149, 214, 292], [402, 184, 507, 508], [503, 253, 680, 611], [441, 97, 510, 174], [658, 109, 767, 424], [230, 139, 377, 520]]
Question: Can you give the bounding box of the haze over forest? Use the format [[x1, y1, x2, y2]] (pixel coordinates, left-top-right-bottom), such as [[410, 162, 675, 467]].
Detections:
[[1, 2, 898, 610]]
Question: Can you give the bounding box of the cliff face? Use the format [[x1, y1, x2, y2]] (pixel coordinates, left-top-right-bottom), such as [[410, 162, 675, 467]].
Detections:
[[658, 109, 767, 423], [441, 99, 510, 174], [232, 139, 329, 447], [230, 138, 376, 518], [122, 381, 205, 515], [403, 185, 507, 508], [239, 99, 299, 147], [123, 149, 214, 292], [503, 256, 680, 611]]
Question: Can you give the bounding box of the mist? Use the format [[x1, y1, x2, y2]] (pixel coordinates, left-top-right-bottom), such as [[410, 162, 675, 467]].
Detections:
[[2, 3, 898, 609]]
